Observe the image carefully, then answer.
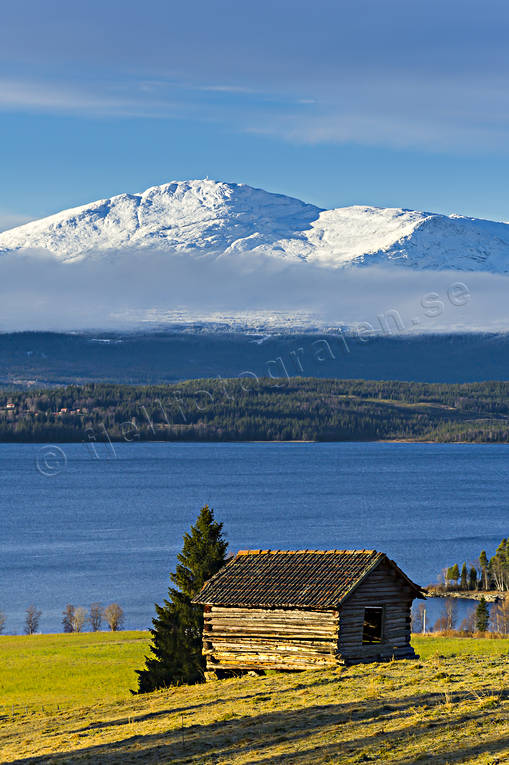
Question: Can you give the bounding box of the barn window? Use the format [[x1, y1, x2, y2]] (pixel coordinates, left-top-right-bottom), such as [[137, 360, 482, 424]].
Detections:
[[362, 606, 384, 644]]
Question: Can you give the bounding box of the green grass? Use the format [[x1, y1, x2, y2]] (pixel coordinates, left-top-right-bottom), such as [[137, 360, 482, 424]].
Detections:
[[1, 631, 507, 715], [1, 632, 508, 763], [413, 635, 509, 659], [0, 630, 150, 712]]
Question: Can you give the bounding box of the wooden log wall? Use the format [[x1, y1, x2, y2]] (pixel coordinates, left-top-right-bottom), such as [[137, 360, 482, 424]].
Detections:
[[203, 606, 339, 670], [338, 560, 416, 663]]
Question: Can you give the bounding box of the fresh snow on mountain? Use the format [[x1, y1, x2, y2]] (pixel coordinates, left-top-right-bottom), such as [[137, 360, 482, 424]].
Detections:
[[0, 181, 319, 261], [1, 179, 509, 272]]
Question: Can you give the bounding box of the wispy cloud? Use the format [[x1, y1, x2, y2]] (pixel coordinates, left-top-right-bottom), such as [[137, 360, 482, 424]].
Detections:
[[243, 72, 509, 152], [197, 84, 256, 94], [2, 69, 509, 155], [0, 78, 119, 113], [2, 2, 509, 153], [0, 77, 188, 119]]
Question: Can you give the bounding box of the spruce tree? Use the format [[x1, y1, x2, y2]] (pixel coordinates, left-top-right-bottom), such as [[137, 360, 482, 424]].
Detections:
[[475, 596, 490, 632], [479, 550, 489, 589], [135, 505, 228, 693], [460, 562, 468, 590], [446, 564, 460, 588], [468, 566, 478, 591]]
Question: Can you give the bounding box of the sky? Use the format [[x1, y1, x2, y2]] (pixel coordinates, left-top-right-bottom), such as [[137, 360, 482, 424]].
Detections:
[[1, 0, 509, 230]]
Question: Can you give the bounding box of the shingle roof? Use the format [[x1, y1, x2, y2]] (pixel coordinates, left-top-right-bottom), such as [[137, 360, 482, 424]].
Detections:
[[193, 549, 423, 609]]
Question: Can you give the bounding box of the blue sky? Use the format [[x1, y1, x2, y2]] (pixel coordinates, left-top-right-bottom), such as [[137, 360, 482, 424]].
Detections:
[[1, 0, 509, 227]]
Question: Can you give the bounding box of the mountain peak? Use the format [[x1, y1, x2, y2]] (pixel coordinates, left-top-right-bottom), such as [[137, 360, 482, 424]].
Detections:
[[1, 180, 509, 272], [0, 179, 320, 261]]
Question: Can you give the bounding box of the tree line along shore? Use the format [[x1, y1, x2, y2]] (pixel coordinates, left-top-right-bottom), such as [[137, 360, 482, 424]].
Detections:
[[0, 603, 124, 637], [3, 377, 509, 443], [440, 539, 509, 594]]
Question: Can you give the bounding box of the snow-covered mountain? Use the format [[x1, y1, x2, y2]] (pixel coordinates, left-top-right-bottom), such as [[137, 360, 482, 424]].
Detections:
[[2, 179, 509, 272]]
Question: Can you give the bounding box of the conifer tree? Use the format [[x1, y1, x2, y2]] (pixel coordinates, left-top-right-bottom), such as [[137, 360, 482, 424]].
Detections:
[[460, 562, 468, 590], [135, 505, 227, 693], [446, 563, 460, 588], [468, 566, 478, 591], [475, 596, 490, 632], [479, 550, 489, 589]]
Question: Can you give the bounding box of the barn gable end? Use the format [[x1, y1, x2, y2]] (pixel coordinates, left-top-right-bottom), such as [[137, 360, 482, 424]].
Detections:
[[193, 549, 424, 673], [338, 557, 418, 663]]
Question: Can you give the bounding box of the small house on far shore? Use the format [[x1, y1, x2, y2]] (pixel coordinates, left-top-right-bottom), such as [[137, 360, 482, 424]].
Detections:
[[193, 549, 425, 676]]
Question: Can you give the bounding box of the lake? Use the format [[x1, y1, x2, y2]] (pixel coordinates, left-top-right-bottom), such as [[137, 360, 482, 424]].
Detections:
[[0, 441, 507, 634]]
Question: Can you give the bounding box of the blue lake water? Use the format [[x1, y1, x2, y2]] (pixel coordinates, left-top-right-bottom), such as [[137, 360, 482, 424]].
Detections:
[[0, 441, 508, 634]]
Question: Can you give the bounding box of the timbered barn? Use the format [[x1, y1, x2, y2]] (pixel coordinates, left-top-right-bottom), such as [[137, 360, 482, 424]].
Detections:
[[193, 549, 425, 673]]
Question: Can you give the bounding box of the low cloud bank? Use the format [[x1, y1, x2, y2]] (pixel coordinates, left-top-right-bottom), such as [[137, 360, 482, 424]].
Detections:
[[0, 248, 508, 333]]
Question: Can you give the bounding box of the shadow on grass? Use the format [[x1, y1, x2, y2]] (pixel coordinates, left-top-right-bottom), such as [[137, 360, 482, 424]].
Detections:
[[66, 674, 344, 734], [250, 734, 509, 764], [8, 688, 509, 764]]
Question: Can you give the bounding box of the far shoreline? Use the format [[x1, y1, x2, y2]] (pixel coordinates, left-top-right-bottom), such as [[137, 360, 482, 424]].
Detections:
[[2, 439, 509, 446]]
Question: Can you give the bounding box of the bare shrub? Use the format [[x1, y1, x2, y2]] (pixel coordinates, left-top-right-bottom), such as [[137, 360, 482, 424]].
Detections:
[[460, 607, 476, 634], [491, 597, 509, 635], [89, 603, 103, 632], [62, 604, 75, 633], [103, 603, 124, 631], [24, 605, 42, 635], [72, 607, 88, 633], [444, 598, 457, 630], [434, 598, 457, 632], [412, 602, 427, 633]]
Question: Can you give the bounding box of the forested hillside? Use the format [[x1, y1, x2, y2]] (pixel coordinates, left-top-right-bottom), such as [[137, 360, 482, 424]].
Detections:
[[2, 378, 509, 443], [3, 331, 509, 386]]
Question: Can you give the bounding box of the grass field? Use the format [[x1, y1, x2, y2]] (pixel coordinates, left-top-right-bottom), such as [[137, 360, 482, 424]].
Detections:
[[0, 631, 149, 712], [0, 632, 508, 763], [414, 635, 509, 658]]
